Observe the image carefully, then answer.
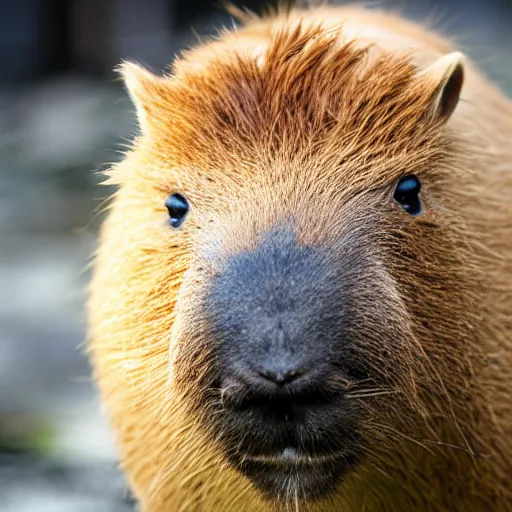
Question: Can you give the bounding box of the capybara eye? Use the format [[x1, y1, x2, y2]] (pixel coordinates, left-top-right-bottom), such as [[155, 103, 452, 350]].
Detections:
[[394, 175, 422, 216], [165, 193, 189, 228]]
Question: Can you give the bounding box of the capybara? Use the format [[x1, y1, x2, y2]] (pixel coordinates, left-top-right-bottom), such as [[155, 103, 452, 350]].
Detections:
[[87, 3, 512, 511]]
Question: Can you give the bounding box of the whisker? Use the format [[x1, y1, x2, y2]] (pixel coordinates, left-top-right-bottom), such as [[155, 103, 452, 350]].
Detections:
[[368, 420, 479, 457], [368, 422, 435, 455], [406, 333, 478, 459], [345, 388, 398, 399], [421, 439, 487, 457]]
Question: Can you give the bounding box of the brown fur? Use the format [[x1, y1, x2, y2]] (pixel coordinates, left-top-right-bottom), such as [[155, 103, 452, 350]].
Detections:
[[88, 4, 512, 511]]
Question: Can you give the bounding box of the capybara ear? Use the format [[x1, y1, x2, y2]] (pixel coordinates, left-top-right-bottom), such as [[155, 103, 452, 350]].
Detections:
[[418, 52, 465, 122], [117, 61, 171, 133]]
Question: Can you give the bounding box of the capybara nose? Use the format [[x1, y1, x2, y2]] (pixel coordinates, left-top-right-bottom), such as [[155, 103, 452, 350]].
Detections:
[[256, 366, 304, 386], [247, 334, 310, 392], [207, 227, 340, 398]]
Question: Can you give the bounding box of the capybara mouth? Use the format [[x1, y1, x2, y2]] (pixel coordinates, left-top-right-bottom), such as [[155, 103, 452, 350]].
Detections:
[[232, 446, 361, 500], [210, 387, 363, 500]]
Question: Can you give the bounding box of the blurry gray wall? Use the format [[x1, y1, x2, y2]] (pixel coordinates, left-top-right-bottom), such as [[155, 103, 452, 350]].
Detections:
[[0, 1, 510, 511]]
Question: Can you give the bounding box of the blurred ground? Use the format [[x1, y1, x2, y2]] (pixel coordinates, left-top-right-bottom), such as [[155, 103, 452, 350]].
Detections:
[[0, 1, 511, 510]]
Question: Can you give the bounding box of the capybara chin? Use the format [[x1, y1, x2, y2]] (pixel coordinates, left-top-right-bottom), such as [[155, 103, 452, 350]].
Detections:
[[87, 2, 512, 511]]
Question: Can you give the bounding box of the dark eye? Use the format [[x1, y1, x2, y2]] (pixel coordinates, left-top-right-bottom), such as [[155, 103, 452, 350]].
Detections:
[[394, 175, 422, 215], [165, 193, 189, 228]]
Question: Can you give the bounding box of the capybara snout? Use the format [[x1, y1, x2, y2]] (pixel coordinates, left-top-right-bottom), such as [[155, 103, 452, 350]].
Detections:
[[202, 226, 365, 498], [208, 227, 343, 394]]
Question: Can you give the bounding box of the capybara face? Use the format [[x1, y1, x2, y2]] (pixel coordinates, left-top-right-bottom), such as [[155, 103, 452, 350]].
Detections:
[[89, 22, 506, 508], [158, 36, 467, 500], [168, 173, 458, 499]]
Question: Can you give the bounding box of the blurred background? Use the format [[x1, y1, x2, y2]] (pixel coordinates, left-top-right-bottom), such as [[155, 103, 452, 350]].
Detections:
[[0, 0, 510, 510]]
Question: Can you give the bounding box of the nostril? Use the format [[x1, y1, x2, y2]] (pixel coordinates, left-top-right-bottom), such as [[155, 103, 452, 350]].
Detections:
[[257, 368, 305, 386]]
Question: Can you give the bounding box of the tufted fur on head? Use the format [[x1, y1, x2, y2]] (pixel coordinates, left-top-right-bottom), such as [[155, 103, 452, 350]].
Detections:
[[88, 3, 512, 511]]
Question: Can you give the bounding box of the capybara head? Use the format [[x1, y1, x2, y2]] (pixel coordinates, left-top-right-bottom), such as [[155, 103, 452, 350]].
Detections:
[[88, 11, 512, 512]]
